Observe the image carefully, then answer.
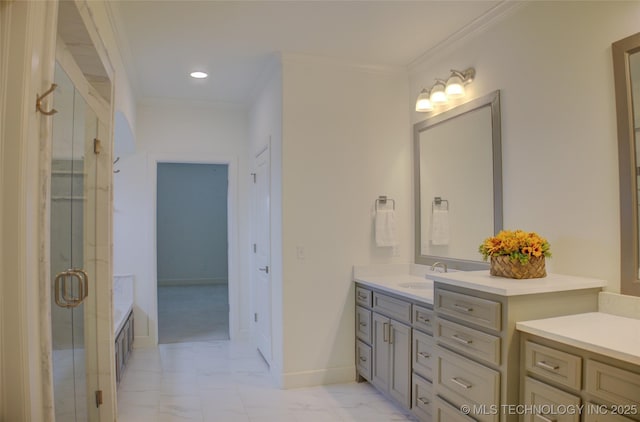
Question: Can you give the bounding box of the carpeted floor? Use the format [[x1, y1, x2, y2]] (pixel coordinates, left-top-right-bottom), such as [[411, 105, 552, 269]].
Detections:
[[158, 284, 229, 344]]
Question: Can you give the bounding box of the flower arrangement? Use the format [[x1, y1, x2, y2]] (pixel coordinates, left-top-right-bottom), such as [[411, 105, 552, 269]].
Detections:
[[479, 230, 552, 264]]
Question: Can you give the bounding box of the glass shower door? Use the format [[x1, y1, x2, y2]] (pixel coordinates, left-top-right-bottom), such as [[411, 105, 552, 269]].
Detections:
[[51, 62, 99, 421]]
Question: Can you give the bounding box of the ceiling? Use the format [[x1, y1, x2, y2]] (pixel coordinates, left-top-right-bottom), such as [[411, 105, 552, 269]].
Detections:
[[111, 0, 502, 106]]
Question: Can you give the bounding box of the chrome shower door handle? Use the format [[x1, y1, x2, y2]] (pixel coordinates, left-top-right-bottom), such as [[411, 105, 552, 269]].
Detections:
[[54, 269, 88, 308]]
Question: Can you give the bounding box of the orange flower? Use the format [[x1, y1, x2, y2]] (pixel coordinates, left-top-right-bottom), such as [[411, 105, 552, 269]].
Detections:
[[531, 245, 543, 257], [479, 229, 551, 263]]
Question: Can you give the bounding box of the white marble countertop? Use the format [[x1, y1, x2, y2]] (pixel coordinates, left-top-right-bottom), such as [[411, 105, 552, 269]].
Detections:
[[353, 264, 436, 304], [353, 264, 608, 303], [428, 270, 607, 296], [517, 312, 640, 366]]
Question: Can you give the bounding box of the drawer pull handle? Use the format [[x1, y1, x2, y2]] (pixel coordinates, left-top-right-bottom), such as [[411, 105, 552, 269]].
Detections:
[[453, 303, 473, 313], [451, 334, 473, 345], [535, 361, 560, 371], [359, 321, 367, 327], [450, 377, 472, 389], [534, 414, 556, 422], [357, 293, 367, 300], [417, 397, 430, 406], [417, 315, 431, 324], [418, 352, 431, 359], [383, 322, 389, 342], [359, 356, 367, 362]]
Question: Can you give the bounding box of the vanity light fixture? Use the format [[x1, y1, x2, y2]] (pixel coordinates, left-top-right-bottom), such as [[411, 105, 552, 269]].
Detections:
[[190, 71, 208, 79], [415, 88, 434, 112], [415, 66, 476, 112], [430, 79, 448, 104], [445, 68, 475, 98]]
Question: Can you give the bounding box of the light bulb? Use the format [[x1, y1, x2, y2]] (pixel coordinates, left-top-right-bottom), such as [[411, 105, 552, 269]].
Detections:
[[190, 71, 208, 79], [430, 81, 447, 104], [415, 89, 433, 112], [445, 74, 465, 98]]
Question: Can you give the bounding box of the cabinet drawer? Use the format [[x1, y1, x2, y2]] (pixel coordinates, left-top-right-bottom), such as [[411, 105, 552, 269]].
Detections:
[[356, 306, 372, 343], [413, 304, 434, 335], [412, 373, 433, 422], [356, 340, 372, 381], [435, 288, 501, 331], [585, 360, 640, 408], [356, 286, 372, 307], [524, 341, 582, 390], [413, 329, 434, 381], [435, 347, 500, 413], [523, 376, 581, 422], [373, 292, 411, 323], [583, 403, 636, 422], [436, 318, 501, 366], [434, 396, 476, 422]]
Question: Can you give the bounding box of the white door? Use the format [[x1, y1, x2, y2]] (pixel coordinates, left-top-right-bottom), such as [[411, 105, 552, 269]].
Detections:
[[252, 145, 272, 363]]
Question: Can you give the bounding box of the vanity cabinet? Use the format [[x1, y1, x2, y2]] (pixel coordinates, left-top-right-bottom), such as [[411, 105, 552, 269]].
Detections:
[[431, 278, 602, 422], [355, 283, 435, 419], [412, 305, 435, 421], [519, 332, 640, 422], [369, 291, 412, 408], [372, 312, 411, 407], [355, 269, 605, 422], [355, 287, 374, 382]]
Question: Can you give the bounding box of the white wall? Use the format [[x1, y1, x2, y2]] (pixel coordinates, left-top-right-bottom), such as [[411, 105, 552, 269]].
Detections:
[[410, 1, 640, 292], [279, 55, 411, 387], [114, 100, 250, 345]]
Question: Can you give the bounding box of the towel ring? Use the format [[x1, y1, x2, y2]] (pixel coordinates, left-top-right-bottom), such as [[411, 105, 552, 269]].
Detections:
[[432, 197, 449, 211], [375, 195, 395, 211]]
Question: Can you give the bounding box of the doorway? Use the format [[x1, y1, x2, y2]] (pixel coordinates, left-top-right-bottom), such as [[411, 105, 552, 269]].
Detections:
[[156, 163, 229, 343]]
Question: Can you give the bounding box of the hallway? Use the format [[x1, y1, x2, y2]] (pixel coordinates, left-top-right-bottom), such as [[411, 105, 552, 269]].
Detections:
[[116, 340, 417, 421]]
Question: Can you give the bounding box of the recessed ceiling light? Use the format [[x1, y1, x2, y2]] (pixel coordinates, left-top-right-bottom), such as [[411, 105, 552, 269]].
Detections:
[[190, 71, 208, 79]]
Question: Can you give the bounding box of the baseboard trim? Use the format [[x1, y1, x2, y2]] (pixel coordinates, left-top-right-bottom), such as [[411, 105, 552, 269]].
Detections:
[[279, 365, 356, 389], [157, 278, 227, 286], [132, 335, 155, 349]]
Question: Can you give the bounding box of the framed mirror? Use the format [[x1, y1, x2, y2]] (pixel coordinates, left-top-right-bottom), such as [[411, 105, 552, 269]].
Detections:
[[613, 32, 640, 296], [414, 90, 502, 270]]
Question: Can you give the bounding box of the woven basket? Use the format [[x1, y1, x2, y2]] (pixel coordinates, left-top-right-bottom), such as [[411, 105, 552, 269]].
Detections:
[[490, 255, 546, 279]]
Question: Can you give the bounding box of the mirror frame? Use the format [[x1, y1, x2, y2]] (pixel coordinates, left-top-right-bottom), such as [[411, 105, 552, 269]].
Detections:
[[613, 32, 640, 296], [414, 90, 503, 270]]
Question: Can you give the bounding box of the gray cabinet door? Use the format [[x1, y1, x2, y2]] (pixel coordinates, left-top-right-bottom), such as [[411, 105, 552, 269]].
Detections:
[[389, 321, 412, 408], [372, 313, 390, 391]]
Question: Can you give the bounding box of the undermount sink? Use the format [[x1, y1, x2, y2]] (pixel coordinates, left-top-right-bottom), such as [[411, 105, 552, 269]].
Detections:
[[398, 281, 432, 289]]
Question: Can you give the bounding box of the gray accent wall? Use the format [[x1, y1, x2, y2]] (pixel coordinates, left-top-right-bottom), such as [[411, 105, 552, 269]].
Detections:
[[157, 163, 228, 285]]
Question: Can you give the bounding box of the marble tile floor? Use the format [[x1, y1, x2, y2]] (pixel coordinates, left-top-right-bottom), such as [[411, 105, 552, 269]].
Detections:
[[117, 340, 418, 422]]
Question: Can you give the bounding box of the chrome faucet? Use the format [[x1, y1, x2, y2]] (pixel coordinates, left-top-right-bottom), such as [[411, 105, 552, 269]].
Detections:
[[430, 261, 448, 273]]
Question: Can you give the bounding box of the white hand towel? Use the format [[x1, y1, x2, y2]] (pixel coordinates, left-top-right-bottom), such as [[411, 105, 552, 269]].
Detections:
[[375, 209, 398, 247], [431, 208, 450, 245]]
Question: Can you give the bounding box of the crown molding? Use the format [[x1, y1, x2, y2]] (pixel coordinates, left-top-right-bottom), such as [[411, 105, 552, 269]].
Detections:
[[408, 1, 526, 74]]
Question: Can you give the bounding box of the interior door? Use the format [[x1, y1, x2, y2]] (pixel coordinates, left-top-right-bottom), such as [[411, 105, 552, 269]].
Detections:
[[50, 62, 99, 421], [253, 145, 272, 363]]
